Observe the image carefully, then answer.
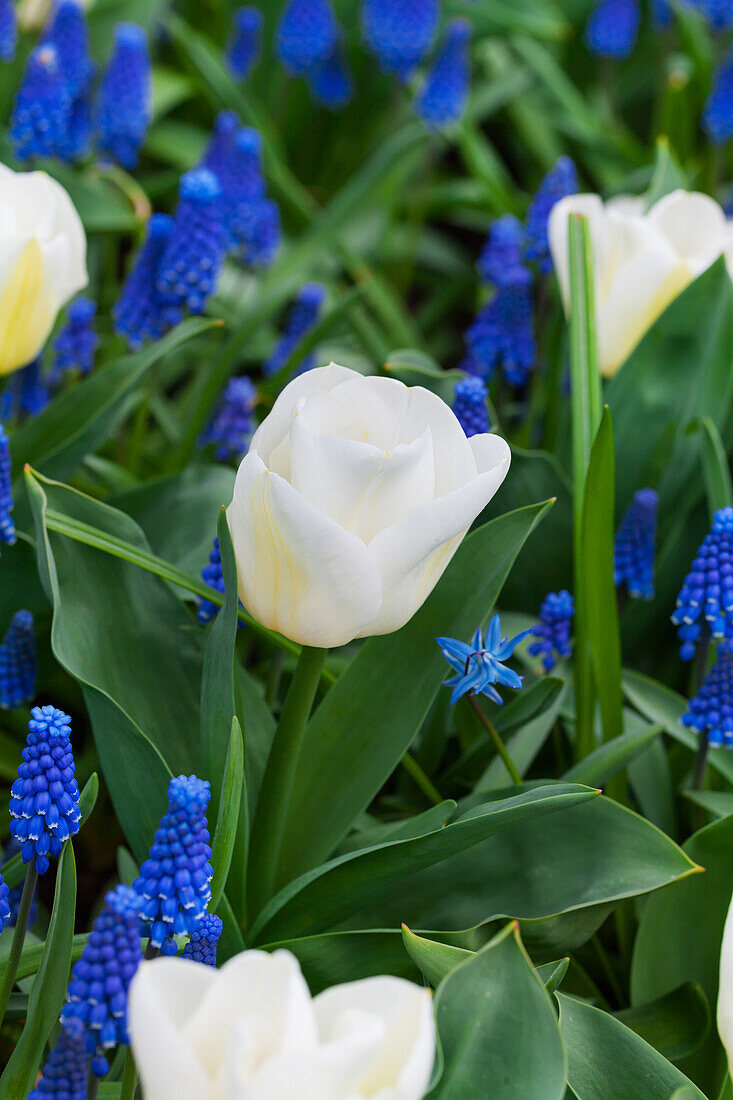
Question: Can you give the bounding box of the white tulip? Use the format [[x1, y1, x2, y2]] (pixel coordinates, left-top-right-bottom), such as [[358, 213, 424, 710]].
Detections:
[[128, 948, 436, 1100], [719, 889, 733, 1073], [548, 189, 733, 377], [226, 364, 510, 647], [0, 163, 87, 375]]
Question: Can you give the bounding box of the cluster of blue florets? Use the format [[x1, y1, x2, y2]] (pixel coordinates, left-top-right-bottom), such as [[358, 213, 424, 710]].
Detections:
[[0, 610, 37, 709], [452, 376, 490, 437], [9, 706, 81, 876], [614, 489, 658, 600], [200, 377, 258, 462], [362, 0, 439, 80], [133, 775, 213, 955], [672, 507, 733, 660], [61, 885, 143, 1078], [156, 170, 229, 316], [682, 643, 733, 748], [704, 46, 733, 143], [265, 284, 327, 378], [51, 298, 98, 385], [276, 0, 353, 108], [29, 1028, 89, 1100], [0, 359, 50, 421], [414, 19, 472, 130], [197, 537, 227, 625], [0, 0, 16, 62], [0, 423, 14, 548], [227, 6, 263, 79], [182, 913, 223, 967], [528, 591, 574, 671], [585, 0, 641, 58], [10, 4, 151, 168]]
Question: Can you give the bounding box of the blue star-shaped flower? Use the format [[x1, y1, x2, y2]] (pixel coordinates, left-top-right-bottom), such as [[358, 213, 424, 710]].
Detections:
[[437, 615, 531, 705]]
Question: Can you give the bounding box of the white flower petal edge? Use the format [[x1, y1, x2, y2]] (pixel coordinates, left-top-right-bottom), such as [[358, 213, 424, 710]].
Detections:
[[718, 890, 733, 1078]]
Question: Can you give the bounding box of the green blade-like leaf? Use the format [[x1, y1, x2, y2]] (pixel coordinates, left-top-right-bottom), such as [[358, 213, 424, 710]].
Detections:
[[700, 415, 733, 518], [210, 717, 245, 913], [615, 983, 710, 1062], [401, 926, 473, 988], [0, 844, 76, 1096], [557, 993, 707, 1099], [563, 724, 662, 787], [429, 924, 566, 1100], [275, 500, 554, 889]]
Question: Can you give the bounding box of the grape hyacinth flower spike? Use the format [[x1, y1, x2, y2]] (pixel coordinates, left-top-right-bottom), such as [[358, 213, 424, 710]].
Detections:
[[182, 913, 223, 967], [682, 642, 733, 751], [614, 488, 658, 600], [277, 0, 339, 76], [452, 376, 490, 438], [672, 507, 733, 660], [0, 0, 17, 62], [227, 6, 263, 80], [464, 283, 537, 386], [199, 376, 257, 462], [0, 874, 10, 934], [9, 705, 80, 875], [0, 423, 15, 548], [0, 358, 50, 421], [265, 284, 327, 377], [61, 885, 143, 1078], [40, 0, 93, 99], [134, 775, 213, 956], [437, 615, 531, 706], [704, 47, 733, 145], [525, 157, 579, 273], [308, 45, 353, 109], [113, 214, 178, 350], [97, 22, 152, 169], [361, 0, 440, 80], [414, 18, 472, 131], [478, 215, 530, 288], [157, 169, 227, 315], [529, 591, 574, 671], [51, 296, 97, 383], [584, 0, 640, 58], [28, 1027, 88, 1100], [197, 537, 226, 624], [10, 44, 70, 161], [0, 609, 37, 709]]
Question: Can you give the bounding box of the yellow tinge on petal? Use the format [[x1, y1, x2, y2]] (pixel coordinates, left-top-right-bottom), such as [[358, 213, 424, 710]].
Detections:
[[0, 238, 56, 376], [599, 261, 691, 378]]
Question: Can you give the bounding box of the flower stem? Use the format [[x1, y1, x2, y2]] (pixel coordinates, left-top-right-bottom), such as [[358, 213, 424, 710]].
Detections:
[[693, 730, 710, 791], [87, 1067, 99, 1100], [400, 751, 443, 806], [248, 646, 327, 913], [120, 1049, 138, 1100], [0, 864, 37, 1028], [467, 695, 522, 786]]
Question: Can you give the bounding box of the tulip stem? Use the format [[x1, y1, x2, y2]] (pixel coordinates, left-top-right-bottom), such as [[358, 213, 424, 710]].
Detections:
[[0, 864, 37, 1029], [248, 646, 327, 914], [400, 751, 443, 806], [467, 695, 522, 786], [87, 1068, 99, 1100], [120, 1049, 138, 1100]]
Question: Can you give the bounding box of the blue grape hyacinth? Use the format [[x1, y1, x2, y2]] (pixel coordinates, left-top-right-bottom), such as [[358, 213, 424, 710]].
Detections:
[[265, 284, 327, 377], [52, 297, 98, 383], [694, 0, 733, 30], [672, 506, 733, 660], [10, 44, 71, 161], [61, 885, 143, 1078], [0, 872, 10, 934], [277, 0, 339, 75], [525, 157, 579, 273], [0, 424, 14, 548], [478, 216, 530, 288], [465, 283, 536, 386], [29, 1027, 88, 1100], [227, 6, 263, 80], [0, 0, 17, 62], [585, 0, 640, 58], [40, 0, 93, 99], [182, 913, 223, 966], [9, 706, 81, 876], [437, 615, 531, 705], [97, 22, 152, 168], [704, 48, 733, 144], [0, 359, 50, 421], [528, 591, 574, 671], [1, 838, 37, 927], [614, 488, 658, 600], [682, 642, 733, 748], [0, 610, 37, 709], [452, 376, 490, 437], [200, 376, 257, 461], [197, 537, 226, 624], [414, 18, 471, 130], [157, 169, 228, 315], [361, 0, 440, 80], [113, 214, 180, 350], [308, 46, 353, 108], [134, 775, 213, 955]]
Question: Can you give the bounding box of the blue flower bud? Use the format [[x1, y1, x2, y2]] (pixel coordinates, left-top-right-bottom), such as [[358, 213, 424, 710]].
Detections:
[[414, 19, 471, 131], [227, 6, 263, 80], [452, 376, 490, 438]]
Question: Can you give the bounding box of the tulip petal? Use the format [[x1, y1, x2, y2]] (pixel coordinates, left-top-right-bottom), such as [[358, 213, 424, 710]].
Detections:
[[548, 193, 610, 309], [648, 189, 728, 275], [227, 449, 382, 647], [128, 958, 216, 1100], [719, 893, 733, 1077], [362, 433, 510, 637]]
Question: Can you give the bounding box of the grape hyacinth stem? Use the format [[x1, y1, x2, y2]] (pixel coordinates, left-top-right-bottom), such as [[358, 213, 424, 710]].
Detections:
[[0, 864, 37, 1027], [467, 694, 522, 785], [121, 1049, 138, 1100], [691, 624, 711, 797], [88, 1067, 99, 1100]]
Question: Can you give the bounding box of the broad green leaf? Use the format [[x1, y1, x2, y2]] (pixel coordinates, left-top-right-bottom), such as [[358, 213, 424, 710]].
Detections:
[[563, 723, 662, 787], [631, 815, 733, 1096], [251, 784, 597, 943], [210, 718, 245, 913], [275, 500, 554, 887], [402, 926, 473, 987], [557, 993, 706, 1099], [538, 957, 570, 994], [429, 924, 566, 1100], [700, 415, 733, 518], [263, 929, 421, 994], [683, 790, 733, 819], [615, 984, 710, 1062], [0, 844, 76, 1096]]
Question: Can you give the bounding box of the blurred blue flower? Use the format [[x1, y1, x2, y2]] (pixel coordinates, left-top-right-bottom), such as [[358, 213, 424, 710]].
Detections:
[[704, 48, 733, 144], [465, 283, 536, 386], [585, 0, 640, 58], [437, 615, 531, 705], [199, 376, 257, 462], [29, 1027, 88, 1100], [452, 376, 490, 437], [0, 358, 50, 421], [528, 591, 574, 671], [40, 0, 93, 99], [113, 214, 180, 350], [10, 45, 71, 161], [525, 157, 578, 273], [98, 23, 152, 168], [0, 610, 37, 709], [265, 284, 327, 378], [134, 775, 213, 955], [682, 641, 733, 747], [614, 488, 658, 600], [0, 424, 14, 548], [236, 196, 282, 266], [478, 215, 531, 288], [0, 0, 16, 62], [196, 537, 226, 624], [277, 0, 339, 75], [308, 46, 353, 108], [9, 705, 81, 876], [227, 6, 263, 80], [361, 0, 440, 80], [51, 297, 97, 384], [652, 0, 672, 26], [61, 885, 143, 1078], [672, 506, 733, 659], [157, 169, 228, 315], [694, 0, 733, 30], [1, 838, 37, 927], [414, 18, 471, 130], [0, 872, 10, 934], [182, 913, 223, 966]]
